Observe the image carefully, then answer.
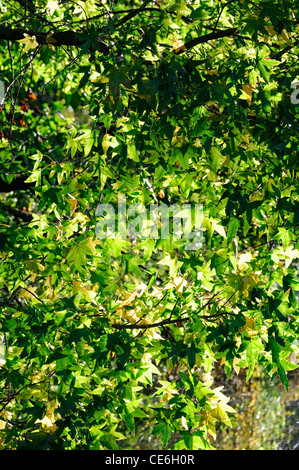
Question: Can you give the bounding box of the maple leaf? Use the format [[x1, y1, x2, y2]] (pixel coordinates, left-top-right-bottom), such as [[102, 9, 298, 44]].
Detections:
[[46, 0, 59, 15], [157, 254, 182, 278], [72, 281, 97, 302], [173, 40, 187, 53], [46, 32, 57, 51], [17, 34, 39, 53], [164, 276, 189, 294]]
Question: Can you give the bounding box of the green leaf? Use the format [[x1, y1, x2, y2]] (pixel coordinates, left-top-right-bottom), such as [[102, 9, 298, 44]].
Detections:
[[227, 217, 240, 244], [209, 147, 226, 173], [152, 421, 172, 446], [273, 228, 293, 250], [211, 251, 229, 275], [127, 143, 139, 162], [181, 431, 214, 450]]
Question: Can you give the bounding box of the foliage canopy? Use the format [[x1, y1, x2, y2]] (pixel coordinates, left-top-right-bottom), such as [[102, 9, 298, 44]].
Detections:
[[0, 0, 299, 450]]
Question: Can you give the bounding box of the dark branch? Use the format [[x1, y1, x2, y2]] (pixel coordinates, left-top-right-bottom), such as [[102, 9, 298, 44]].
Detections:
[[0, 26, 109, 53], [111, 316, 188, 330], [0, 26, 82, 45], [0, 25, 239, 56], [111, 309, 237, 330], [115, 1, 155, 27], [213, 0, 238, 32], [0, 174, 34, 192], [273, 38, 299, 60], [200, 310, 237, 320], [175, 27, 238, 54], [2, 205, 33, 221]]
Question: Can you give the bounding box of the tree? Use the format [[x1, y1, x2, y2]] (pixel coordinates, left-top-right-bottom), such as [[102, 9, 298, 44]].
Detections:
[[0, 0, 298, 450]]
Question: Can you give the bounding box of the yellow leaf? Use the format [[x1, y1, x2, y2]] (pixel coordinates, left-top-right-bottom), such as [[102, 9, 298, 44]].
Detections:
[[66, 197, 77, 215], [151, 285, 165, 298], [46, 31, 57, 51], [19, 286, 38, 300], [136, 282, 148, 296], [71, 211, 89, 225], [90, 71, 102, 83], [240, 317, 255, 332], [24, 260, 41, 281], [278, 29, 292, 46], [265, 25, 276, 37], [239, 272, 261, 297], [219, 406, 232, 427], [181, 415, 188, 430], [283, 245, 299, 269], [213, 220, 226, 239], [97, 75, 109, 84], [102, 133, 117, 156], [207, 421, 217, 440], [44, 275, 54, 300], [237, 252, 253, 271], [17, 34, 39, 53], [164, 276, 189, 294], [157, 254, 180, 277], [240, 84, 257, 104], [122, 291, 138, 307], [233, 357, 241, 375], [147, 326, 162, 340], [36, 401, 58, 432], [84, 236, 98, 253], [173, 40, 187, 52], [102, 134, 109, 155], [240, 134, 249, 145], [46, 0, 59, 15], [72, 281, 97, 302], [121, 305, 142, 324], [239, 317, 260, 338], [0, 411, 12, 430]]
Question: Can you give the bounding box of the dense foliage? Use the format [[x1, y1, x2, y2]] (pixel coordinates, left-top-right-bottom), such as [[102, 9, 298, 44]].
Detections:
[[0, 0, 298, 450]]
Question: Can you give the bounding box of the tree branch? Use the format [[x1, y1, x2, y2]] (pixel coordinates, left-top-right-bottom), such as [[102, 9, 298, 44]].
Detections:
[[2, 205, 33, 221], [0, 26, 109, 53], [111, 289, 239, 331], [115, 1, 154, 27], [111, 309, 237, 330], [175, 27, 238, 54], [213, 0, 238, 32], [0, 174, 34, 192], [111, 315, 188, 330], [273, 38, 299, 60], [200, 310, 237, 320], [0, 25, 239, 56]]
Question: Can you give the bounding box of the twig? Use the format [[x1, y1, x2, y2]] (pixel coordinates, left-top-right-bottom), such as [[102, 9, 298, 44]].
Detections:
[[111, 315, 188, 330], [175, 27, 238, 54], [194, 291, 220, 314], [198, 291, 237, 321], [274, 38, 299, 60], [169, 296, 180, 320], [18, 286, 45, 304], [213, 0, 237, 32], [152, 291, 168, 309], [112, 290, 231, 330], [115, 1, 155, 28], [200, 310, 237, 320], [41, 51, 82, 92]]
